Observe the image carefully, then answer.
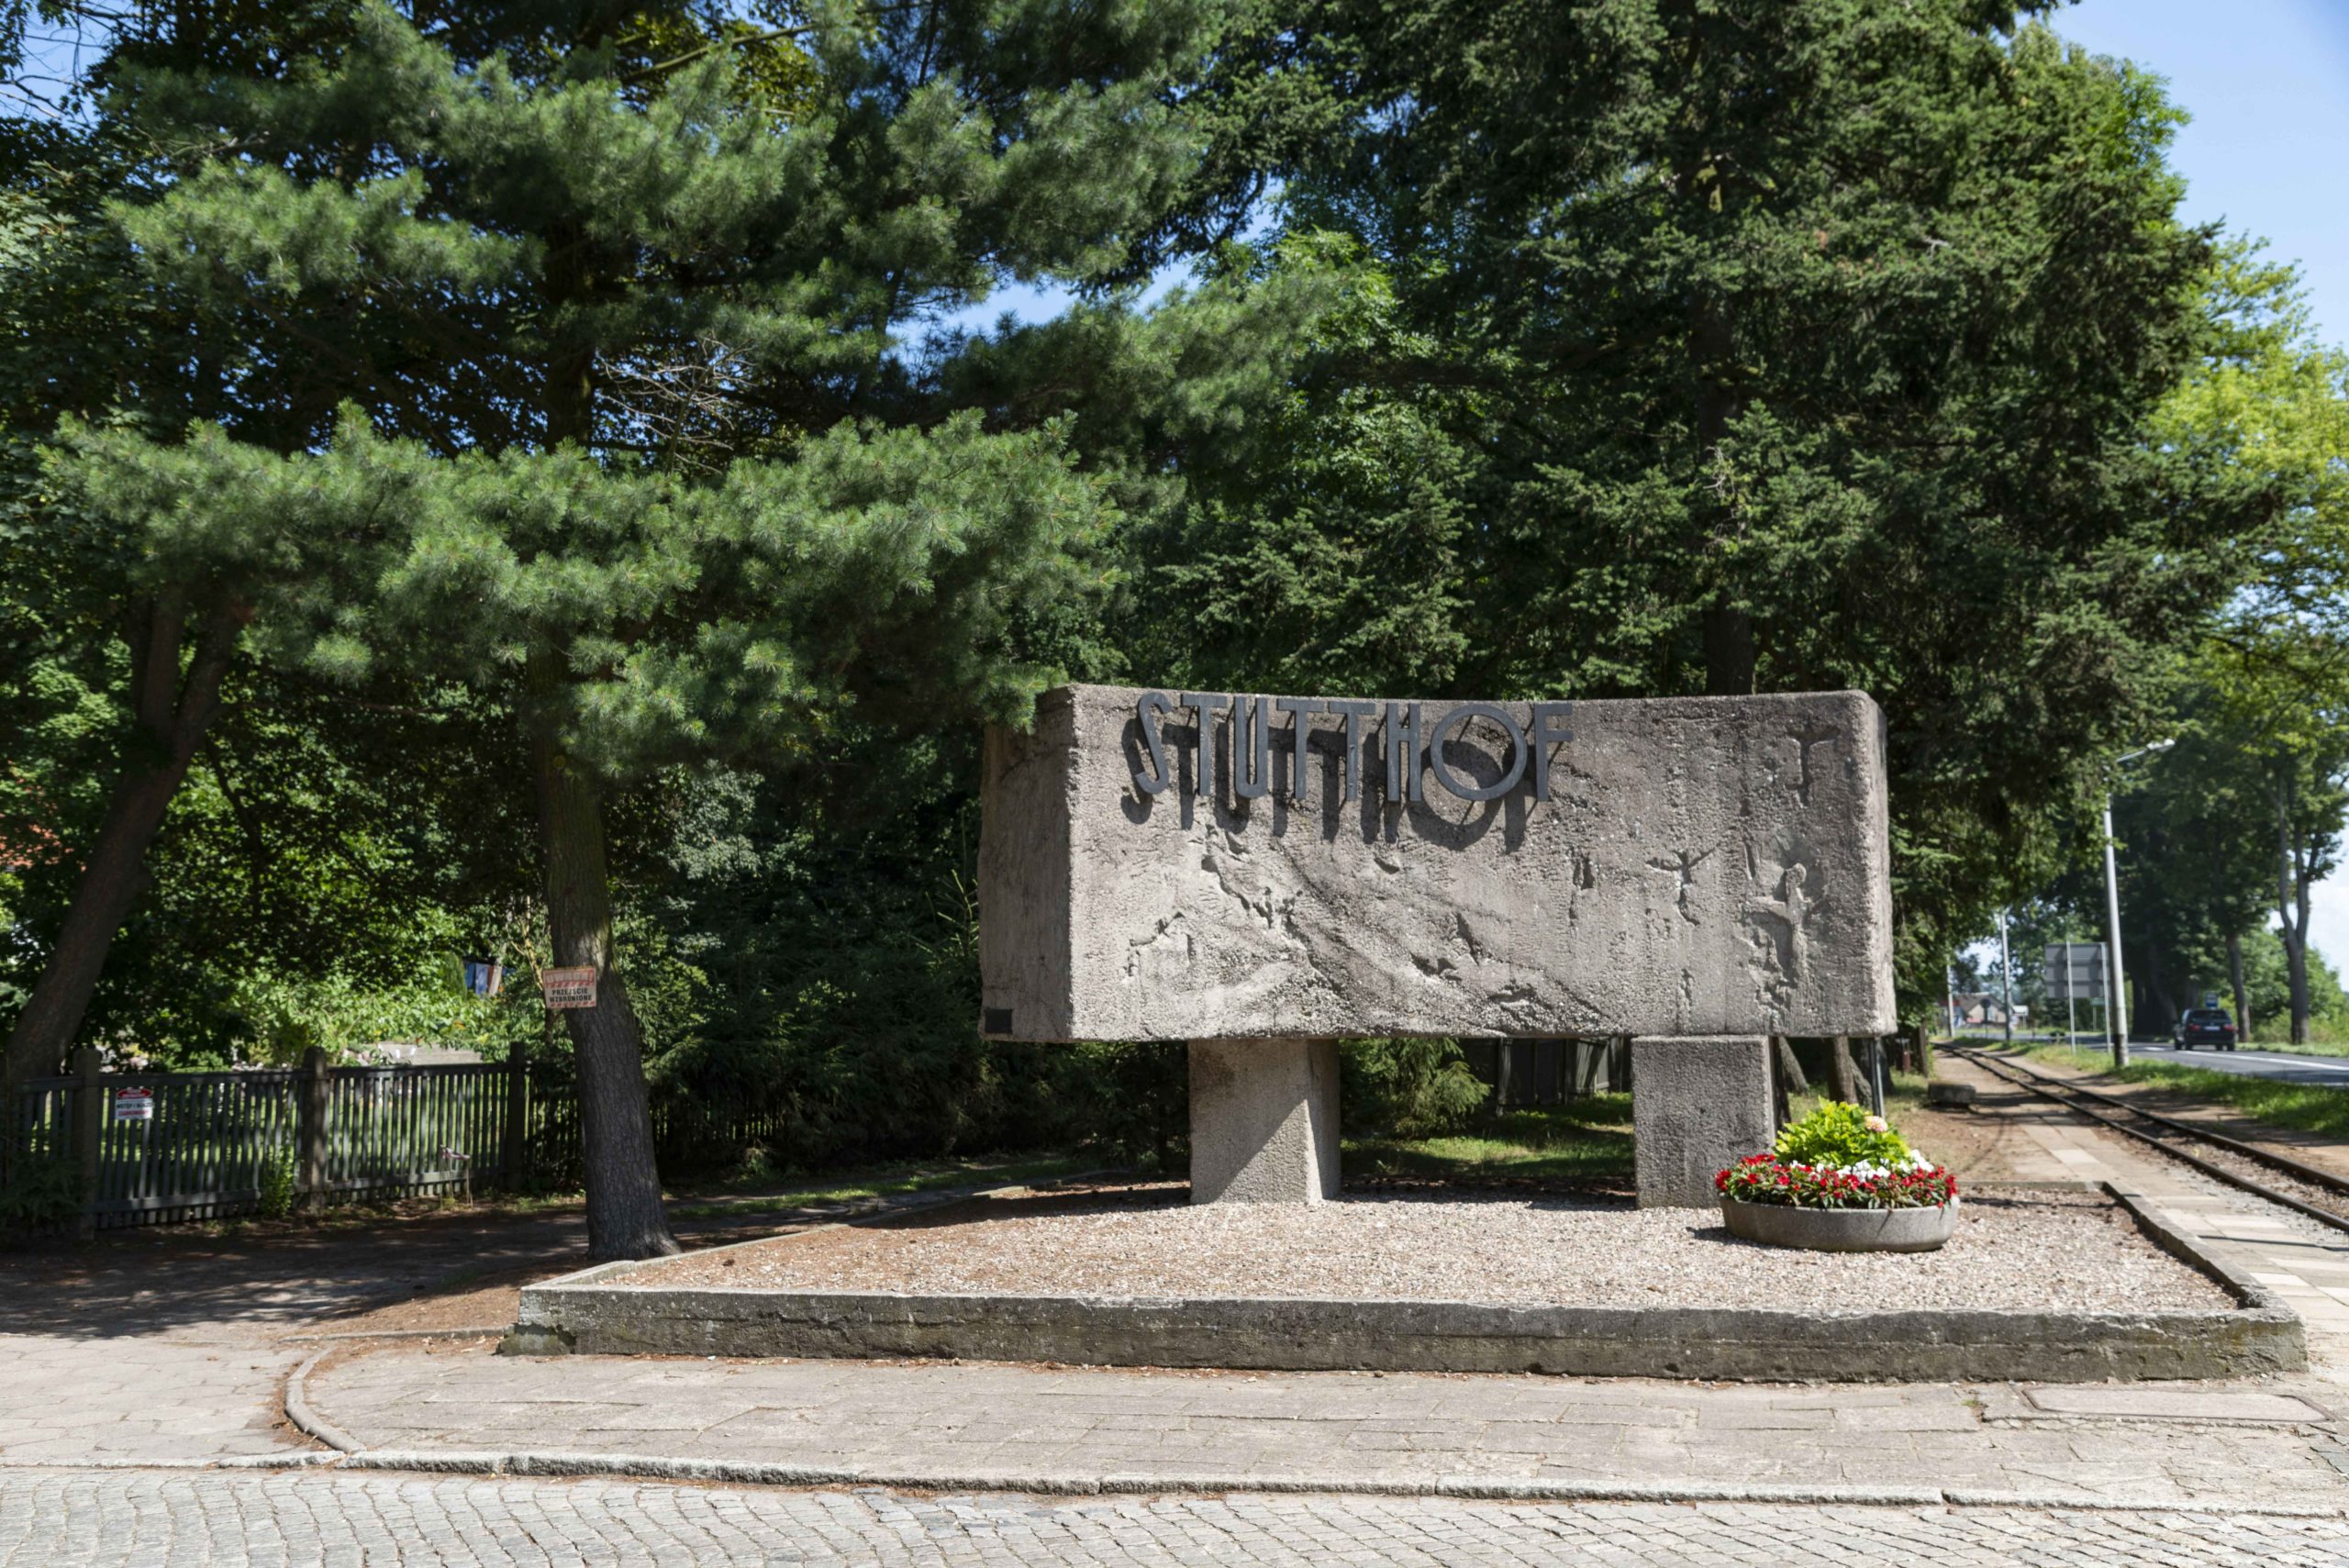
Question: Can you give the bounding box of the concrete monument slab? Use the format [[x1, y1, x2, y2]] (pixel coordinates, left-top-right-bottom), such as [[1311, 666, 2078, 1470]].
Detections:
[[979, 683, 1898, 1207], [979, 684, 1895, 1043]]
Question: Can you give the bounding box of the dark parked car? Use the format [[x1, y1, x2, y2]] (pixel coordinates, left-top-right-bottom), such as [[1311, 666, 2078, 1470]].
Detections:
[[2173, 1007, 2239, 1051]]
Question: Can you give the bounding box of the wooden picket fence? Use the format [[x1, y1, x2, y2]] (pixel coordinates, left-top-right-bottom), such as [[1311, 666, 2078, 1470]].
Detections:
[[6, 1048, 777, 1235]]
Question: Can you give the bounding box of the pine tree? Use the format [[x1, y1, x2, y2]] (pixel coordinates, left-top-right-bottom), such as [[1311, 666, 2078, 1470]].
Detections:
[[36, 0, 1237, 1257]]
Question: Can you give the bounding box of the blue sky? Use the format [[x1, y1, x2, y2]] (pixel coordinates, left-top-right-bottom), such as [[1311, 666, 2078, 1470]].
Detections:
[[2054, 0, 2349, 345], [2050, 0, 2349, 979]]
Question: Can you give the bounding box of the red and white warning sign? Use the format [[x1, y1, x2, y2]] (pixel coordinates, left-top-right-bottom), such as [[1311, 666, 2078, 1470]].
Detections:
[[540, 966, 598, 1010], [113, 1086, 154, 1122]]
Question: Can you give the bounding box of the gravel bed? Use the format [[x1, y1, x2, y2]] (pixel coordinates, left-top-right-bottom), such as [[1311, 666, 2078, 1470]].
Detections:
[[625, 1184, 2233, 1314]]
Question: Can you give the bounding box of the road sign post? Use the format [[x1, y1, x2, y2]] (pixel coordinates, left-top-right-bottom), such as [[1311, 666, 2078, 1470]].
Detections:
[[2043, 943, 2107, 1056]]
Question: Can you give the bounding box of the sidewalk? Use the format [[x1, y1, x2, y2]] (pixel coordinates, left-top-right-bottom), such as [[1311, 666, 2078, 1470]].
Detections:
[[17, 1066, 2349, 1518], [303, 1340, 2349, 1508]]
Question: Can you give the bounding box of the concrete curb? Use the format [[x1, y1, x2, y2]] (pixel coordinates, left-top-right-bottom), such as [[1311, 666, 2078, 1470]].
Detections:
[[283, 1347, 363, 1454], [51, 1386, 2349, 1520], [0, 1454, 345, 1472]]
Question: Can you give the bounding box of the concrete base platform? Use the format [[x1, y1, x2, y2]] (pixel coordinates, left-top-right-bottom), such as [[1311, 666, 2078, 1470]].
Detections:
[[503, 1186, 2301, 1383]]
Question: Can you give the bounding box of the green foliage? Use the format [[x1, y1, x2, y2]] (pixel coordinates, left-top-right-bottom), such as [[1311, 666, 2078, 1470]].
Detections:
[[2099, 1062, 2349, 1142], [1076, 1041, 1189, 1173], [1139, 2, 2258, 1018], [3, 0, 1298, 1154], [1, 662, 539, 1067], [1772, 1100, 1913, 1170], [256, 1141, 299, 1220], [633, 760, 1184, 1174], [0, 1140, 83, 1235], [1340, 1039, 1488, 1140]]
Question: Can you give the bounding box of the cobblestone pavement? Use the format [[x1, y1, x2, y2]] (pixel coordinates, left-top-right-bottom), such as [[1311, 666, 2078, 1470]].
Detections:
[[7, 1469, 2349, 1567], [312, 1346, 2349, 1507]]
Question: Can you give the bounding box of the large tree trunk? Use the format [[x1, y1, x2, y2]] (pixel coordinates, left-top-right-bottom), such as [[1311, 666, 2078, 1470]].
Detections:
[[2227, 929, 2251, 1043], [1772, 1035, 1807, 1095], [2139, 935, 2177, 1041], [529, 231, 674, 1258], [530, 681, 679, 1261], [2274, 776, 2314, 1047], [5, 595, 238, 1084], [1826, 1035, 1858, 1103]]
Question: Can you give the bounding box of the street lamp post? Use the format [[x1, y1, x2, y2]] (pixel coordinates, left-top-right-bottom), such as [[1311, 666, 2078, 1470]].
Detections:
[[2102, 740, 2175, 1069]]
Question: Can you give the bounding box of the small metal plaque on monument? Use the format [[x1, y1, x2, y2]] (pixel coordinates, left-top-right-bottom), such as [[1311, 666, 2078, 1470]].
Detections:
[[978, 684, 1898, 1207]]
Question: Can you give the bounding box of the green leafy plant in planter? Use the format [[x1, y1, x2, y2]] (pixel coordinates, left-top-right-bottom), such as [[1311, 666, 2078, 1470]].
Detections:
[[1717, 1102, 1955, 1211]]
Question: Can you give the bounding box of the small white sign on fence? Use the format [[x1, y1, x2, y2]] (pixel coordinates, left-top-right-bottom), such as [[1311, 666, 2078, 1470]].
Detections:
[[540, 966, 598, 1010], [112, 1086, 154, 1122]]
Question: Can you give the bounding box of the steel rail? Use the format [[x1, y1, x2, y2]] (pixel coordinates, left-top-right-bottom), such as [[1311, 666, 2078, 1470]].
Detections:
[[1958, 1047, 2349, 1199], [1950, 1045, 2349, 1240]]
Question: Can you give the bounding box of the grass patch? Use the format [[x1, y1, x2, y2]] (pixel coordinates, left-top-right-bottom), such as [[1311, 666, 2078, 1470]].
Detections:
[[1345, 1095, 1634, 1185], [664, 1151, 1107, 1218], [2017, 1035, 2349, 1062]]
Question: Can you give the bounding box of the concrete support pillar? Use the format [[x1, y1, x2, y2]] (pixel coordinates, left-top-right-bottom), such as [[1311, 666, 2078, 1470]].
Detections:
[[1631, 1035, 1774, 1208], [1187, 1038, 1340, 1204]]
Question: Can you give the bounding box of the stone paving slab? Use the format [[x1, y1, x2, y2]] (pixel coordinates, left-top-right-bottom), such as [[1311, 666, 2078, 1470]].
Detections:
[[304, 1344, 2349, 1509], [6, 1468, 2347, 1567], [2022, 1387, 2333, 1423], [0, 1334, 303, 1463]]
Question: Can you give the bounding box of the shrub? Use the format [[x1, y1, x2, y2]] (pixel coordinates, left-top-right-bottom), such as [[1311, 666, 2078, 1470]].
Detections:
[[1341, 1039, 1489, 1139], [258, 1143, 300, 1219], [0, 1141, 84, 1236], [1773, 1100, 1912, 1169]]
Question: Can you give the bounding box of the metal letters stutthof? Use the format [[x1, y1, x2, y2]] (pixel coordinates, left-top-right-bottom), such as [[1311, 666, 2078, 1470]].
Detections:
[[1128, 691, 1575, 807]]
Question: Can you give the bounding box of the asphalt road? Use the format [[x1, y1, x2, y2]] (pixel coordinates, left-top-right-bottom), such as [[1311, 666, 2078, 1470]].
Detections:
[[2121, 1040, 2349, 1087]]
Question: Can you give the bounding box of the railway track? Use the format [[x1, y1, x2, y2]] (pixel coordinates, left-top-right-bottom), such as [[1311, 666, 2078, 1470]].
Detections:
[[1949, 1044, 2349, 1238]]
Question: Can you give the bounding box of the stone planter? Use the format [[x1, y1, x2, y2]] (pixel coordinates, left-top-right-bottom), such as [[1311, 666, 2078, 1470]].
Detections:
[[1721, 1195, 1960, 1253]]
